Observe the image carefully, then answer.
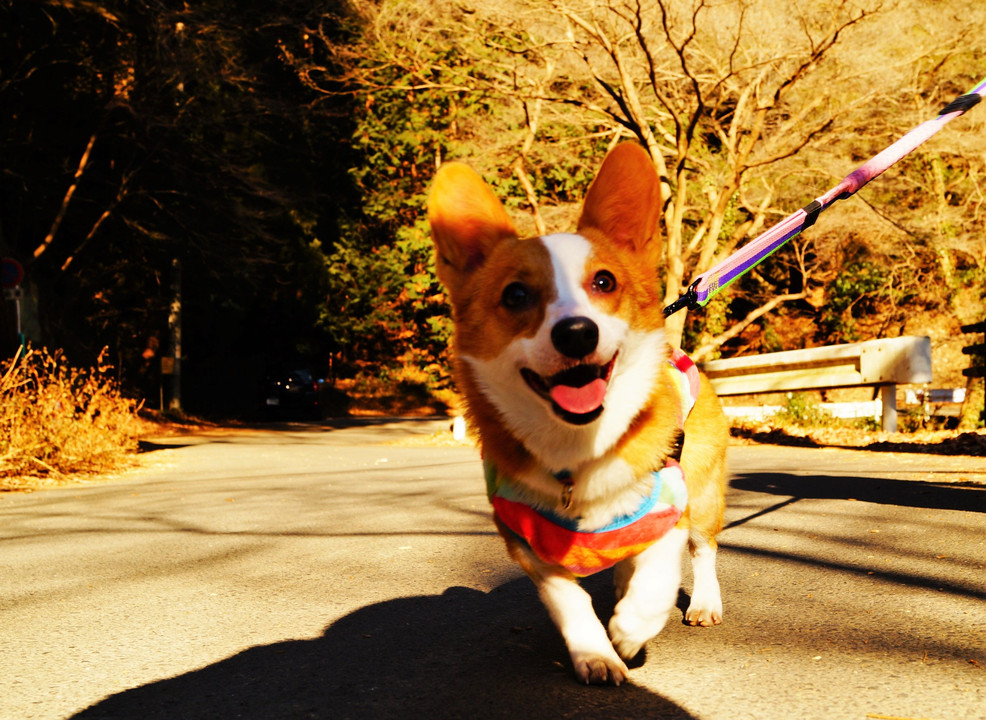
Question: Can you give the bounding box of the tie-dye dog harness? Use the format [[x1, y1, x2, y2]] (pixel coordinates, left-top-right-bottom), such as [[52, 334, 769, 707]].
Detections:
[[486, 349, 700, 577]]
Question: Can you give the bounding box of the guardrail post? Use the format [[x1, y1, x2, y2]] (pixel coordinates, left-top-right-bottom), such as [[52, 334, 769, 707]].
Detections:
[[960, 320, 985, 428], [879, 385, 897, 433]]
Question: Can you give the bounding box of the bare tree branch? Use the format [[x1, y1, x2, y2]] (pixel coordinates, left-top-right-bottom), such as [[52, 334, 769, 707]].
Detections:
[[691, 289, 809, 363], [512, 60, 556, 235], [60, 172, 134, 272], [33, 132, 97, 261]]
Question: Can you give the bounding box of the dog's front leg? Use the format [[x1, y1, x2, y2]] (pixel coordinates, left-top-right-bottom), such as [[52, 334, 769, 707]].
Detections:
[[506, 538, 628, 685], [609, 526, 688, 660], [539, 571, 629, 685]]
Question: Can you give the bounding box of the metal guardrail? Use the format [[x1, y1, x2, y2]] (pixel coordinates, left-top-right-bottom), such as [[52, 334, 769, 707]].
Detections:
[[700, 336, 933, 432]]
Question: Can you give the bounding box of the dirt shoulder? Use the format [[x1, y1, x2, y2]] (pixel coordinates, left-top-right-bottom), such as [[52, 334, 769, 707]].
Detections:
[[731, 423, 986, 455]]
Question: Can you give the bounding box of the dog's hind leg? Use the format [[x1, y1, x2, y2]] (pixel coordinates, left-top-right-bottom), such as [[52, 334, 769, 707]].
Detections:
[[685, 531, 723, 626], [682, 476, 725, 626], [679, 392, 727, 627]]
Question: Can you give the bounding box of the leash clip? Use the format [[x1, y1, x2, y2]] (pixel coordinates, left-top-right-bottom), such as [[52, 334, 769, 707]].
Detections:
[[939, 93, 981, 116], [663, 280, 700, 318]]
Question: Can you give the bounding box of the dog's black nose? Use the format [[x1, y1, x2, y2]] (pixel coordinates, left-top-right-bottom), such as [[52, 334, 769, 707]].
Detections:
[[551, 316, 599, 359]]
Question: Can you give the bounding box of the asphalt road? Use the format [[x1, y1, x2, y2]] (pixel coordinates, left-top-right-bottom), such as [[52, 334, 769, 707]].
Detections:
[[1, 419, 984, 720]]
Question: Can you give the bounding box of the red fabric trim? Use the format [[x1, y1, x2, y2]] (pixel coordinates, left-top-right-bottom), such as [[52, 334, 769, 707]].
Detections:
[[669, 348, 701, 405], [492, 496, 682, 577]]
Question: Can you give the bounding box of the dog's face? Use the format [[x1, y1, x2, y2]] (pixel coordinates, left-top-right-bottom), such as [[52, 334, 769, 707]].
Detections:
[[428, 144, 666, 466]]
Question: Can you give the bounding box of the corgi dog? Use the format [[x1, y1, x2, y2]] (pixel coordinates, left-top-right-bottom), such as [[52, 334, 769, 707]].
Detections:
[[427, 142, 729, 685]]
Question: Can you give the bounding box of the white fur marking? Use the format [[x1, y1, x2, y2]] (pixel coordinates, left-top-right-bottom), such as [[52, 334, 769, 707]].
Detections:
[[541, 233, 592, 322]]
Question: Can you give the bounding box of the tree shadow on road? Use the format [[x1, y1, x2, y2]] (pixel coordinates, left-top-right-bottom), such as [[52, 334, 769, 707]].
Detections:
[[730, 472, 986, 514], [72, 577, 696, 720]]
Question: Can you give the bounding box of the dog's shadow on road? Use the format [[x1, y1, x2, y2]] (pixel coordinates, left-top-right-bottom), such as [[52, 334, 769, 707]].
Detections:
[[72, 577, 696, 720]]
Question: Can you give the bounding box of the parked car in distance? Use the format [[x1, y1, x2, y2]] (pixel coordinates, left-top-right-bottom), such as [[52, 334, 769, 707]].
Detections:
[[259, 365, 320, 420]]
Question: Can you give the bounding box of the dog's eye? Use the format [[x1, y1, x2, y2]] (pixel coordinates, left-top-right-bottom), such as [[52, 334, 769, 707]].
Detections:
[[501, 282, 533, 310], [592, 270, 617, 293]]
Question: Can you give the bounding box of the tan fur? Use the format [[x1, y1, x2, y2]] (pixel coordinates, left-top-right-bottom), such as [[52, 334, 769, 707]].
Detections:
[[682, 376, 730, 537], [427, 142, 729, 685]]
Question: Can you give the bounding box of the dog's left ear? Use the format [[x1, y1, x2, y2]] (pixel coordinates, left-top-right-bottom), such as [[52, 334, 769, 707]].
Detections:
[[577, 142, 661, 255]]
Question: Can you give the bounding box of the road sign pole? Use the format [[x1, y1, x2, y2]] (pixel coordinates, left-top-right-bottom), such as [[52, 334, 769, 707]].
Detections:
[[16, 300, 25, 353], [2, 258, 27, 353]]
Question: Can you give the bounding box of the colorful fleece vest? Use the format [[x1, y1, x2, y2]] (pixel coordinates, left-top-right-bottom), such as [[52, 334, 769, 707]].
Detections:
[[486, 350, 700, 577]]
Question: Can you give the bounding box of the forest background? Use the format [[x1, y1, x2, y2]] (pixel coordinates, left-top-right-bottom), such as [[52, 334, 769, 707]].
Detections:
[[1, 0, 984, 419]]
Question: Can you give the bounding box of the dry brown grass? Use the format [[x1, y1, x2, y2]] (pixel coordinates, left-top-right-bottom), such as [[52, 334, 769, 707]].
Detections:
[[0, 346, 146, 491]]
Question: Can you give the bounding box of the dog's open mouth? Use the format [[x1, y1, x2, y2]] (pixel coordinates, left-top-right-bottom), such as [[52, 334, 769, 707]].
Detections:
[[521, 355, 617, 425]]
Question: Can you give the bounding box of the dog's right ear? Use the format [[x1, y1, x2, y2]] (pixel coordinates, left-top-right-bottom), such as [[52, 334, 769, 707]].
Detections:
[[427, 162, 516, 291]]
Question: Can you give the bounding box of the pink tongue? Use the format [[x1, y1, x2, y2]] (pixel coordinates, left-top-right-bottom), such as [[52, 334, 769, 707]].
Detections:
[[549, 379, 608, 414]]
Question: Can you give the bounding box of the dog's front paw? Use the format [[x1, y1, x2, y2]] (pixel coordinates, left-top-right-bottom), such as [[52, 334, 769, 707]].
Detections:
[[572, 649, 629, 685], [608, 609, 666, 661]]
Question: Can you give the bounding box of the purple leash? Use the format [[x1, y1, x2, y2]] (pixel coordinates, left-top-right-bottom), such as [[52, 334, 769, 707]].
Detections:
[[665, 75, 986, 317]]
